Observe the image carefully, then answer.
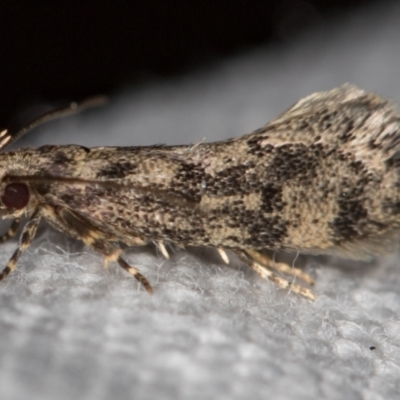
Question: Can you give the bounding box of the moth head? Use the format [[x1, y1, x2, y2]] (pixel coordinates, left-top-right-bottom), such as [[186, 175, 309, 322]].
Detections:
[[0, 97, 107, 218]]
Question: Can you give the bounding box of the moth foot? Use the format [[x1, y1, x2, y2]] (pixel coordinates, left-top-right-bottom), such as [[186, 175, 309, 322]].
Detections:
[[245, 249, 315, 285], [234, 249, 315, 301]]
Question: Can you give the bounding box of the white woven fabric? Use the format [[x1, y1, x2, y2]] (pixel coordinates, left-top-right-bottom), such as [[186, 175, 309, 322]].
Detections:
[[1, 3, 400, 399]]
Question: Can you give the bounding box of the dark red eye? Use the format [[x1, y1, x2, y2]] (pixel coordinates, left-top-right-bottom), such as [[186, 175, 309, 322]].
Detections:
[[1, 183, 30, 210]]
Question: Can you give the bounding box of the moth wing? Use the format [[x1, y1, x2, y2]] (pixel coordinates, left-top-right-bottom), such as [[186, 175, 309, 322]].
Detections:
[[339, 230, 400, 260], [38, 192, 130, 243], [296, 228, 400, 261], [272, 84, 368, 122]]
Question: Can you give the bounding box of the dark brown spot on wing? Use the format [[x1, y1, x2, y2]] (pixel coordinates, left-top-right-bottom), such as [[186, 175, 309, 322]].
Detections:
[[170, 163, 205, 202], [260, 183, 285, 213], [97, 162, 138, 179], [267, 143, 319, 182], [330, 184, 368, 242]]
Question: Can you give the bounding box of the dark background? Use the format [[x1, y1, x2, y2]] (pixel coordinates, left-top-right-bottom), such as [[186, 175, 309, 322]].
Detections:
[[0, 0, 379, 128]]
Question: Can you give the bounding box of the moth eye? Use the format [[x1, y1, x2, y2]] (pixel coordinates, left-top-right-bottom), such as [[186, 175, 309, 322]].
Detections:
[[1, 183, 30, 210]]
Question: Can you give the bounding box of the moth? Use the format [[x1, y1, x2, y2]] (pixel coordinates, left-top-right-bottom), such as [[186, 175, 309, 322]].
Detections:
[[1, 84, 399, 301]]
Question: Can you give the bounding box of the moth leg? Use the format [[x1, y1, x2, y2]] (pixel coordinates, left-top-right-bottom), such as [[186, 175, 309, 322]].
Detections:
[[82, 236, 153, 294], [0, 212, 40, 281], [235, 250, 315, 301], [0, 218, 21, 243], [157, 241, 170, 259], [117, 256, 153, 294], [93, 241, 153, 293], [103, 257, 110, 270], [245, 249, 315, 285], [87, 241, 152, 293], [217, 248, 230, 264], [49, 206, 153, 293]]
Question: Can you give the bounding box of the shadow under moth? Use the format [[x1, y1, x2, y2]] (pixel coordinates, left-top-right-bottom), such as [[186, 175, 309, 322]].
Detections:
[[1, 84, 400, 301]]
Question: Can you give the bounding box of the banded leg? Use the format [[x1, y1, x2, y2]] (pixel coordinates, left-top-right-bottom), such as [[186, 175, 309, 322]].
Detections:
[[53, 206, 154, 293], [0, 213, 40, 280], [0, 218, 21, 243], [235, 250, 315, 301], [90, 240, 153, 294], [91, 237, 153, 293], [245, 249, 315, 285], [118, 256, 153, 294]]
